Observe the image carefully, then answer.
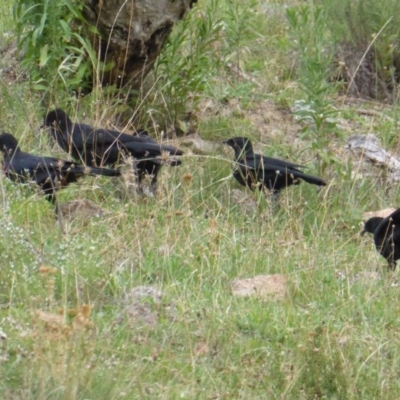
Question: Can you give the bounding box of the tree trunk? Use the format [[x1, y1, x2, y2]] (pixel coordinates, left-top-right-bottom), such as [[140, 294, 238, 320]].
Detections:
[[83, 0, 197, 90]]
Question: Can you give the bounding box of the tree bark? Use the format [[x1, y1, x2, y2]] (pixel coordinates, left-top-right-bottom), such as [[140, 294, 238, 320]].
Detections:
[[83, 0, 197, 90]]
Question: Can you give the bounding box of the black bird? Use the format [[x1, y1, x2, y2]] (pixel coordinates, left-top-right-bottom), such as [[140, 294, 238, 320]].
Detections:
[[223, 137, 326, 196], [361, 208, 400, 271], [42, 109, 183, 193], [0, 132, 120, 211]]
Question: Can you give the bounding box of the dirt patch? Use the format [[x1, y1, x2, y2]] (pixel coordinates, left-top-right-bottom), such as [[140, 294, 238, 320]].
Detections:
[[198, 97, 302, 144], [247, 99, 302, 143], [180, 133, 222, 154], [363, 208, 397, 220], [115, 285, 179, 329], [351, 271, 381, 284], [116, 285, 161, 329], [59, 199, 106, 220], [0, 35, 25, 84], [231, 274, 287, 300], [230, 189, 257, 215]]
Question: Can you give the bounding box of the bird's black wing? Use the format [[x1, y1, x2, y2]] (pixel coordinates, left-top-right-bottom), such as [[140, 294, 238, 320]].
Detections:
[[29, 154, 119, 179], [10, 152, 80, 183], [3, 152, 76, 202], [240, 154, 301, 175], [262, 155, 305, 170], [73, 124, 183, 157], [241, 154, 326, 187]]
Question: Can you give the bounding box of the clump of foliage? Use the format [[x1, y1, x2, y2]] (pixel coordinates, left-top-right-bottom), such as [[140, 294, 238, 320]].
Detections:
[[13, 0, 96, 96], [287, 5, 340, 171], [319, 0, 400, 102], [151, 0, 224, 130], [287, 0, 400, 106], [294, 325, 349, 398]]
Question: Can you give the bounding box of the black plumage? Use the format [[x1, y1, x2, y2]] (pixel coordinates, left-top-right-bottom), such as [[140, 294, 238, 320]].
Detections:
[[223, 137, 326, 195], [0, 132, 120, 210], [361, 208, 400, 271], [42, 109, 183, 192]]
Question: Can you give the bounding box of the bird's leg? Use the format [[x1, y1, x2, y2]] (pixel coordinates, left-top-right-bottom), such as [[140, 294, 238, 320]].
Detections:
[[45, 193, 59, 216], [147, 164, 159, 197], [50, 195, 66, 233], [52, 196, 61, 219], [388, 240, 397, 271], [263, 186, 280, 208], [270, 190, 280, 205], [131, 160, 142, 196], [149, 175, 158, 197], [55, 207, 66, 234], [389, 260, 397, 272]]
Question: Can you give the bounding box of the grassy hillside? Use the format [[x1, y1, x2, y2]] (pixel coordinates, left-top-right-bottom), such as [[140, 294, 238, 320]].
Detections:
[[2, 0, 400, 398]]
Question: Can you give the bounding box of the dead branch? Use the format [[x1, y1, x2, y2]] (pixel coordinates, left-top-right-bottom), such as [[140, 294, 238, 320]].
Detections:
[[345, 134, 400, 181]]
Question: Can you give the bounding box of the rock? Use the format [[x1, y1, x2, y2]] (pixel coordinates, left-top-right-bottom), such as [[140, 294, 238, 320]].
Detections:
[[179, 134, 221, 155], [119, 303, 158, 328], [116, 285, 162, 328], [0, 329, 6, 340], [124, 285, 162, 304], [231, 274, 287, 300]]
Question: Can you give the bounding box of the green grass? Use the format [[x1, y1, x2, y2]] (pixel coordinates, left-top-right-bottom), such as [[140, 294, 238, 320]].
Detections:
[[2, 0, 400, 399]]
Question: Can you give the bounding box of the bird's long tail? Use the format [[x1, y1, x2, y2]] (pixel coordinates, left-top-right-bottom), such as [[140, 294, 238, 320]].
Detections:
[[159, 145, 184, 156], [86, 166, 121, 177], [293, 171, 326, 186], [143, 157, 182, 166], [165, 158, 182, 167]]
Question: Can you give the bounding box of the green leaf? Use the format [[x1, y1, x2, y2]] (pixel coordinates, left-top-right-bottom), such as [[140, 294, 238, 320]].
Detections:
[[59, 19, 71, 41], [33, 83, 49, 91], [88, 25, 100, 35], [39, 45, 49, 68]]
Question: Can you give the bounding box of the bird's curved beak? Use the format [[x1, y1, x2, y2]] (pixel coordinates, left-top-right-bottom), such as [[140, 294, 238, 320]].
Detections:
[[360, 227, 367, 236]]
